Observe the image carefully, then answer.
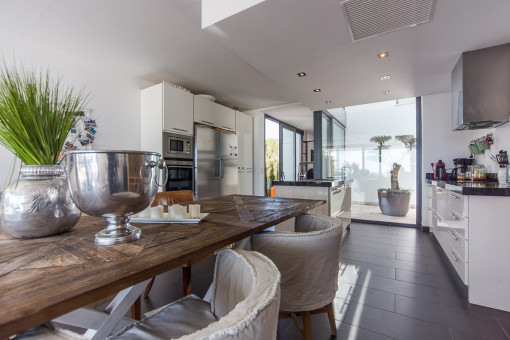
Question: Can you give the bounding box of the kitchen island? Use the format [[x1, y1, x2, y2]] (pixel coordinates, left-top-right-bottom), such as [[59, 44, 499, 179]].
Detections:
[[0, 195, 324, 339], [426, 180, 510, 312], [273, 179, 352, 229]]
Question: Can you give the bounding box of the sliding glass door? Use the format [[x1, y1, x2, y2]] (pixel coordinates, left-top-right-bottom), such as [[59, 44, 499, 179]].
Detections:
[[265, 116, 303, 194]]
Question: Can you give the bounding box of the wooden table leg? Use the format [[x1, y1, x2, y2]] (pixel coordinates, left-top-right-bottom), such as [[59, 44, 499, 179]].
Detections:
[[182, 266, 192, 296], [131, 296, 141, 321]]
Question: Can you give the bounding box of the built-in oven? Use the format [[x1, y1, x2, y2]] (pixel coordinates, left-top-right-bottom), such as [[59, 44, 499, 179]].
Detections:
[[162, 132, 195, 192], [164, 158, 194, 192]]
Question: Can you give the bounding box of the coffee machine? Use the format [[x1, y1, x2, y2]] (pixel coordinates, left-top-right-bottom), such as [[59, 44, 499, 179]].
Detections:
[[452, 157, 474, 180]]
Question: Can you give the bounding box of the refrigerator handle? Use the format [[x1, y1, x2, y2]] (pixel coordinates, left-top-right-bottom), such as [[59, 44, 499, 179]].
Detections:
[[220, 158, 224, 178]]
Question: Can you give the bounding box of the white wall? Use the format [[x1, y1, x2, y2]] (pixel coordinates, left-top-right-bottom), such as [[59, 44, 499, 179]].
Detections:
[[0, 28, 153, 189], [420, 92, 510, 226]]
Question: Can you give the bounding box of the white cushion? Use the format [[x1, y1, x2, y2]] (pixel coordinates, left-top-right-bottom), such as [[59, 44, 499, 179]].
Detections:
[[109, 295, 217, 339], [251, 214, 343, 312]]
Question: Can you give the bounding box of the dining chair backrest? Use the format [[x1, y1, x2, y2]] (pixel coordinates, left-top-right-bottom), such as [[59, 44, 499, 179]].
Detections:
[[151, 190, 195, 207], [181, 249, 281, 340], [251, 214, 343, 312]]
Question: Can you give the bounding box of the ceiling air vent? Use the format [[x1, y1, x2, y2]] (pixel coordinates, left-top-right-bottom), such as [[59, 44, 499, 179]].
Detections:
[[341, 0, 435, 42]]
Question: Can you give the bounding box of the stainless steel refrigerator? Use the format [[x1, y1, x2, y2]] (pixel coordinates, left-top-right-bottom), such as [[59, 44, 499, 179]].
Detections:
[[194, 125, 239, 199]]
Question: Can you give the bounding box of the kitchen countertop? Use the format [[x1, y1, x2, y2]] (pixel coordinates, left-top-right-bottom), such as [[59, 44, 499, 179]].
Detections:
[[426, 179, 510, 196], [273, 179, 353, 187]]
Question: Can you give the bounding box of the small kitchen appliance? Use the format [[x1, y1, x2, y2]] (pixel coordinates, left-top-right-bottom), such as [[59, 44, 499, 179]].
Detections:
[[451, 157, 474, 180], [434, 160, 446, 181]]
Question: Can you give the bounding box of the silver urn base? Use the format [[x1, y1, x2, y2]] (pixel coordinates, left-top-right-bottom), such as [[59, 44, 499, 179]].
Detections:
[[94, 215, 141, 245], [1, 165, 81, 239]]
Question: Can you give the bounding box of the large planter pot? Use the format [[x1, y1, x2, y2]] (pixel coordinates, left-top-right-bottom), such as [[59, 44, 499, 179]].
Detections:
[[378, 190, 411, 217], [1, 165, 81, 238]]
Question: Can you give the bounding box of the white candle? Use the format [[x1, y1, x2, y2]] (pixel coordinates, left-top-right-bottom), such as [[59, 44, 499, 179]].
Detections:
[[189, 204, 201, 218], [151, 205, 164, 219], [174, 205, 186, 219]]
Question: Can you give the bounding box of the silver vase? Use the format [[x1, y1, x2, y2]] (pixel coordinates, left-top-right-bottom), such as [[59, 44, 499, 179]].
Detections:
[[1, 165, 81, 239]]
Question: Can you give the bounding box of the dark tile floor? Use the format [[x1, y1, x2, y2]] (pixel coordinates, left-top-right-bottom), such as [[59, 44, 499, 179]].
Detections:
[[139, 222, 510, 340]]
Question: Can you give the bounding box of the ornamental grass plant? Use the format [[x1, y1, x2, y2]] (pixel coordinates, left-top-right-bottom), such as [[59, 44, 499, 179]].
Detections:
[[0, 60, 88, 165]]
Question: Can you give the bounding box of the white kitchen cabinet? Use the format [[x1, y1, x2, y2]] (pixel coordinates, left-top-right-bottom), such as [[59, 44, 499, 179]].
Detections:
[[194, 95, 235, 131], [236, 111, 253, 195], [236, 111, 253, 170], [163, 83, 194, 135], [430, 184, 469, 285], [141, 83, 193, 154]]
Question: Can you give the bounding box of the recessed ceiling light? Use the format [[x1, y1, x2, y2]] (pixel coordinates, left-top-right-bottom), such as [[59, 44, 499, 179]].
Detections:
[[297, 72, 307, 77], [377, 52, 389, 59], [384, 90, 391, 95], [381, 75, 390, 80], [325, 100, 332, 104], [313, 88, 322, 92]]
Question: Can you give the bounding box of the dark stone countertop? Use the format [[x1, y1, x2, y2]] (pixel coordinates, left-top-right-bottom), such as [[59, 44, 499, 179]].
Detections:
[[426, 179, 510, 196], [273, 179, 353, 187]]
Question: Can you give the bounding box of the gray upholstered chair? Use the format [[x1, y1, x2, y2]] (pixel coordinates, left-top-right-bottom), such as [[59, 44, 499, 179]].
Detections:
[[110, 249, 281, 339], [251, 213, 343, 340]]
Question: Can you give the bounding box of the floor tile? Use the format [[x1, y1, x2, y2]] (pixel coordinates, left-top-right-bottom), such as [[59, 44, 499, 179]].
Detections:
[[339, 270, 440, 304], [339, 258, 396, 279], [395, 268, 457, 290], [395, 250, 443, 266], [395, 295, 509, 340], [450, 329, 494, 340], [337, 322, 395, 340], [497, 317, 510, 337], [341, 249, 448, 277], [344, 301, 451, 340], [336, 283, 395, 312], [342, 243, 396, 259]]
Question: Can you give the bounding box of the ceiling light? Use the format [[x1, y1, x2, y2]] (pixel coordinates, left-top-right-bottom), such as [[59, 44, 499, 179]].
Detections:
[[297, 72, 307, 77], [313, 88, 322, 92], [384, 90, 391, 95], [381, 75, 390, 80], [325, 100, 332, 104], [377, 52, 389, 59]]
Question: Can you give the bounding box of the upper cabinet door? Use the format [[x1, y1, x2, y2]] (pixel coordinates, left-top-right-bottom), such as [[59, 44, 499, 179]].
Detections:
[[194, 95, 235, 131], [235, 111, 253, 169], [217, 105, 235, 132], [163, 83, 194, 135]]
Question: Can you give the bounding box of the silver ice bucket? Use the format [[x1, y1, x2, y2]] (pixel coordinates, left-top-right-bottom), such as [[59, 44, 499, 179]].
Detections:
[[65, 150, 167, 245]]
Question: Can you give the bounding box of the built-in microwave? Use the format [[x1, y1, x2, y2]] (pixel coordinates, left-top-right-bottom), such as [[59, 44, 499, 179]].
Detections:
[[163, 132, 193, 159]]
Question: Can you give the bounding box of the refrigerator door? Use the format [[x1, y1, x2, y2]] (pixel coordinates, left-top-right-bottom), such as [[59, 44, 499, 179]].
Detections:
[[220, 158, 239, 196], [219, 131, 239, 196], [195, 125, 220, 199]]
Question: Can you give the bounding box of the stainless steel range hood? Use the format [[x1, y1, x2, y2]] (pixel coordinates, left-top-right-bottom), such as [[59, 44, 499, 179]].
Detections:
[[452, 43, 510, 130]]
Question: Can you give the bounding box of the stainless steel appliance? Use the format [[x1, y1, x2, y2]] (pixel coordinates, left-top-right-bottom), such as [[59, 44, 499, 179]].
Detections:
[[451, 43, 510, 130], [163, 132, 193, 159], [163, 132, 194, 192], [164, 158, 194, 192], [195, 125, 238, 199]]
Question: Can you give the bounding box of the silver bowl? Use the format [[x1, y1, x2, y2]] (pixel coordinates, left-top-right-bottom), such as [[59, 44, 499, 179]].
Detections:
[[65, 150, 167, 245]]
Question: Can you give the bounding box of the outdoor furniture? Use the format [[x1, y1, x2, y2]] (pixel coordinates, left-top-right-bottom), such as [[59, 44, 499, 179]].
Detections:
[[251, 213, 343, 339], [0, 195, 324, 339], [110, 249, 281, 339]]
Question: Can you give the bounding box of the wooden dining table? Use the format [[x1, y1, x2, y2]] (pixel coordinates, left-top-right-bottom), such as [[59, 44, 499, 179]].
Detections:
[[0, 195, 324, 339]]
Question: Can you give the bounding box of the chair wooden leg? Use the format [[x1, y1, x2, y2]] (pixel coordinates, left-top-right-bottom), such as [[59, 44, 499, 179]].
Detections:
[[326, 302, 337, 336], [182, 266, 192, 296], [143, 277, 155, 298], [302, 311, 313, 340], [131, 296, 141, 320]]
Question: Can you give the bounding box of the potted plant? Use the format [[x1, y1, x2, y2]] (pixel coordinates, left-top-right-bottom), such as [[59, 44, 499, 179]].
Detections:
[[370, 135, 391, 175], [377, 163, 411, 217], [0, 60, 88, 238]]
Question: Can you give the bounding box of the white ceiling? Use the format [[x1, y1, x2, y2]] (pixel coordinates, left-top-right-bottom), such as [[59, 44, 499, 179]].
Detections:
[[1, 0, 510, 133]]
